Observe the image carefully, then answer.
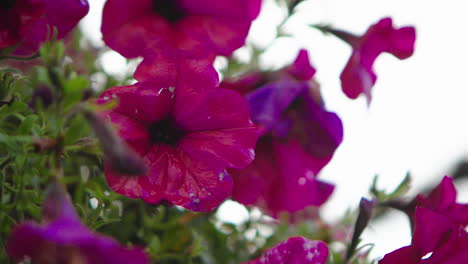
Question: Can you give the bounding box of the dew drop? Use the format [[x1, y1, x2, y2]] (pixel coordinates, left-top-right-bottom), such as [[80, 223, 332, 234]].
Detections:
[[298, 177, 306, 185]]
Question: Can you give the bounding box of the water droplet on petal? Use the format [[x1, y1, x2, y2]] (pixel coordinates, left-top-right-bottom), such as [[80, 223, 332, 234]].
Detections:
[[298, 177, 306, 185]]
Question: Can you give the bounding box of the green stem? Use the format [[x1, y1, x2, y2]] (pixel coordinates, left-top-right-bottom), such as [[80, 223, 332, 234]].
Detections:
[[0, 53, 39, 61]]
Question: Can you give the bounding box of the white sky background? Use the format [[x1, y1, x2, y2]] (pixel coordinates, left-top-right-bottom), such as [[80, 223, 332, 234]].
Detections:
[[81, 0, 468, 259]]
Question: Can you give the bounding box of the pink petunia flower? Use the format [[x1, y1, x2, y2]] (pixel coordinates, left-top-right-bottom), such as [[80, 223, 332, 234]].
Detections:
[[415, 176, 468, 226], [224, 50, 342, 217], [381, 177, 468, 263], [98, 58, 258, 211], [380, 207, 468, 264], [243, 237, 329, 264], [337, 17, 416, 103], [6, 181, 148, 264], [101, 0, 261, 59], [0, 0, 89, 56]]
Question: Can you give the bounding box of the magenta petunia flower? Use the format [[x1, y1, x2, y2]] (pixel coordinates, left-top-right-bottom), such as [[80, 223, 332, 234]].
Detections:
[[380, 207, 468, 264], [0, 0, 89, 56], [339, 17, 416, 103], [98, 63, 258, 211], [101, 0, 261, 59], [6, 181, 148, 264], [225, 50, 342, 217], [416, 176, 468, 226], [0, 0, 45, 50], [243, 237, 329, 264]]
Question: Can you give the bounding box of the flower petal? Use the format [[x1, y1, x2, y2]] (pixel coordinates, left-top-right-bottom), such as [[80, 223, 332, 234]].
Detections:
[[287, 49, 316, 81], [134, 49, 218, 91], [246, 80, 308, 135], [100, 83, 173, 125], [340, 17, 416, 103], [181, 127, 257, 169], [379, 246, 422, 264], [244, 237, 329, 264], [175, 88, 255, 132], [412, 207, 453, 254], [296, 93, 344, 158]]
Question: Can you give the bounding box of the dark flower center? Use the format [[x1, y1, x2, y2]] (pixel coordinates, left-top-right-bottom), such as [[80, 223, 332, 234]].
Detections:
[[149, 118, 185, 146], [152, 0, 185, 23], [0, 0, 15, 10]]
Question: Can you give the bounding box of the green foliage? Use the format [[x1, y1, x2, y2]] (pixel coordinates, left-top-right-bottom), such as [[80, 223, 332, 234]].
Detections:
[[370, 173, 411, 202]]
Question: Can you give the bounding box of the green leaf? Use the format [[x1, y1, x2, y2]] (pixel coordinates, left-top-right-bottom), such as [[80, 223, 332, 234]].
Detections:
[[388, 172, 412, 198]]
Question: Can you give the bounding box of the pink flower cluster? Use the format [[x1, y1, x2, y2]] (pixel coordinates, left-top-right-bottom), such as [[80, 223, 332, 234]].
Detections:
[[3, 0, 424, 263]]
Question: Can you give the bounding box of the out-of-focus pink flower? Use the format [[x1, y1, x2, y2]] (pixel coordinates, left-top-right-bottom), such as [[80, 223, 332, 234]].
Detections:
[[416, 176, 468, 226], [0, 0, 45, 50], [6, 181, 148, 264], [98, 58, 257, 211], [226, 50, 342, 217], [339, 17, 416, 103], [243, 237, 329, 264], [0, 0, 89, 56], [380, 207, 468, 264], [101, 0, 261, 59]]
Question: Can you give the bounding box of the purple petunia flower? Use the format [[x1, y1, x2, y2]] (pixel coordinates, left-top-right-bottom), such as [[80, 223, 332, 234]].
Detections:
[[243, 237, 329, 264], [224, 50, 343, 217], [0, 0, 89, 56], [101, 0, 261, 59], [380, 207, 468, 264], [6, 181, 148, 264], [335, 17, 416, 103], [98, 56, 258, 212]]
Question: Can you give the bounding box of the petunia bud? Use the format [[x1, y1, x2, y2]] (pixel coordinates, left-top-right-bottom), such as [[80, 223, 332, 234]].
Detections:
[[29, 85, 54, 109], [346, 197, 376, 261], [83, 110, 147, 176]]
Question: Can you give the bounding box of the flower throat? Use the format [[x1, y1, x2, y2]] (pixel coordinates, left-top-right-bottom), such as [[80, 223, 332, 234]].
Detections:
[[0, 0, 15, 10], [152, 0, 185, 23], [149, 118, 185, 146]]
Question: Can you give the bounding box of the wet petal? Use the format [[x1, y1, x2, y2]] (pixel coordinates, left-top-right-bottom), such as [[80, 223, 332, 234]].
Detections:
[[181, 126, 258, 169], [100, 83, 173, 125], [244, 237, 329, 264]]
